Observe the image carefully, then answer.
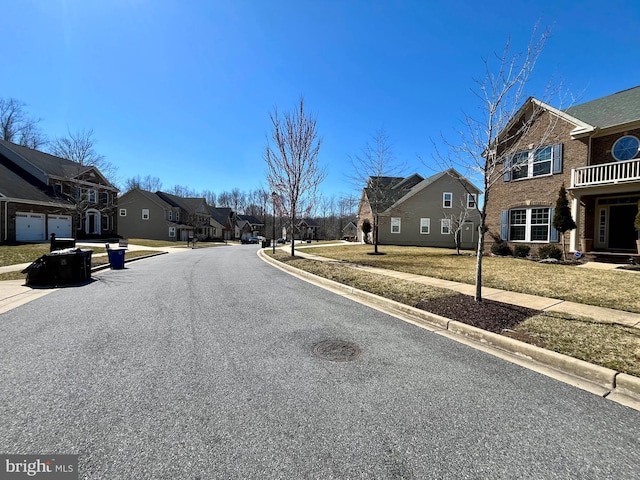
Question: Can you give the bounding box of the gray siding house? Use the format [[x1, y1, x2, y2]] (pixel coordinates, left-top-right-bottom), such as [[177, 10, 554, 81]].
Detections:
[[358, 169, 481, 248]]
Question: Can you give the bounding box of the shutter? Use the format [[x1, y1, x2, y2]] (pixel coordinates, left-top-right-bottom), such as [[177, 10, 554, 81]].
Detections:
[[503, 156, 512, 182], [549, 207, 559, 242], [552, 143, 563, 174], [500, 210, 509, 240]]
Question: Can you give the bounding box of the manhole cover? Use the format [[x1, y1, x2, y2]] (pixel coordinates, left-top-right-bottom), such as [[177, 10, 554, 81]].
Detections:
[[312, 340, 361, 362]]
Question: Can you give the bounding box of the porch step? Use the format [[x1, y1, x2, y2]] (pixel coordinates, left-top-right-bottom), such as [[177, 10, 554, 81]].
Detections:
[[583, 251, 639, 264]]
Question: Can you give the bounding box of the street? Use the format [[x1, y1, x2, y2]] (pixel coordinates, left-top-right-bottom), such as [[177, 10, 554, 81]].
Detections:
[[1, 245, 639, 479]]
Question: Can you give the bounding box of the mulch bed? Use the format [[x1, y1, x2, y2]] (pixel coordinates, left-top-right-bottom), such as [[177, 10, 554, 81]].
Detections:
[[415, 294, 541, 334]]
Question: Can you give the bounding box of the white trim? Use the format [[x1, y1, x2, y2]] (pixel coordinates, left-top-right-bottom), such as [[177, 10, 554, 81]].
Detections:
[[390, 217, 401, 234], [508, 207, 551, 242], [440, 218, 451, 235], [442, 192, 452, 208], [142, 208, 150, 220], [419, 217, 430, 234], [119, 209, 127, 216]]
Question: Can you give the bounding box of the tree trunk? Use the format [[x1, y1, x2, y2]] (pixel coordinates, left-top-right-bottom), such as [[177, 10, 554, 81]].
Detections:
[[475, 225, 484, 302]]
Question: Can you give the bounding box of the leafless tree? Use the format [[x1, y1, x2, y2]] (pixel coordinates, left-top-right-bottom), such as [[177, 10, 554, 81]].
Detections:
[[217, 191, 231, 208], [230, 188, 246, 214], [348, 129, 405, 254], [0, 97, 47, 148], [168, 184, 198, 197], [434, 24, 562, 301], [123, 175, 163, 192], [50, 128, 117, 181], [201, 189, 217, 207], [444, 198, 475, 255], [265, 97, 326, 256]]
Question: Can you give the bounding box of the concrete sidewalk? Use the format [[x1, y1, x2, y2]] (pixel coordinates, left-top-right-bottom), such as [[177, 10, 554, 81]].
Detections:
[[291, 247, 640, 330]]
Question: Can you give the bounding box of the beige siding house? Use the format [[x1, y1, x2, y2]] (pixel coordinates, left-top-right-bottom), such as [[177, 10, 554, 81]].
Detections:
[[357, 169, 481, 248]]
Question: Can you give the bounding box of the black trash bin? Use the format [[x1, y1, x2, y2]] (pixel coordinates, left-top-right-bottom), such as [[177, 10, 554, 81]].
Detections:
[[50, 233, 76, 252], [23, 248, 93, 286]]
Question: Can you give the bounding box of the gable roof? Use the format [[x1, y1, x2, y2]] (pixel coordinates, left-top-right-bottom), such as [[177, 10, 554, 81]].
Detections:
[[565, 86, 640, 130], [363, 174, 426, 212], [0, 157, 70, 204], [387, 168, 480, 211], [119, 188, 173, 210], [0, 139, 114, 188], [156, 191, 208, 214], [298, 217, 319, 227], [237, 214, 263, 226], [210, 207, 233, 225]]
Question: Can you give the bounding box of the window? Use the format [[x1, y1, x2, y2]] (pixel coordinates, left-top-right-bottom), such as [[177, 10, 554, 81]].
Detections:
[[102, 192, 109, 204], [176, 211, 180, 221], [508, 207, 552, 242], [612, 135, 640, 161], [509, 145, 556, 180], [168, 211, 173, 221], [391, 217, 401, 233], [169, 227, 176, 237], [88, 189, 97, 203], [443, 192, 452, 208], [142, 209, 150, 220], [119, 209, 127, 217], [420, 218, 430, 234], [467, 194, 477, 209], [101, 216, 109, 231], [441, 219, 451, 235]]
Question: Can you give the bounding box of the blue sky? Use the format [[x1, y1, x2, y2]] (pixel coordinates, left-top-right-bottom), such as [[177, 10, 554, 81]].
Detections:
[[2, 0, 640, 202]]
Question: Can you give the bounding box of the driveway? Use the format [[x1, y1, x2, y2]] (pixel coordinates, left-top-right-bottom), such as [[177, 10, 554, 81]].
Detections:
[[1, 245, 639, 478]]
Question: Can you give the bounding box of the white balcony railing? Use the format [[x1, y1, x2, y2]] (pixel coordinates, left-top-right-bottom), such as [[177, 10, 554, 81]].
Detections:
[[571, 158, 640, 188]]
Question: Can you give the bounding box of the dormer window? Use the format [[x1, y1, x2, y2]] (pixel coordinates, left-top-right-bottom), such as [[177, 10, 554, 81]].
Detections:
[[612, 135, 640, 161]]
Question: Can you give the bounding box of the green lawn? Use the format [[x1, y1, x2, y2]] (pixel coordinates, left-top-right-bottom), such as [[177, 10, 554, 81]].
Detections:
[[0, 243, 107, 267], [299, 244, 640, 313]]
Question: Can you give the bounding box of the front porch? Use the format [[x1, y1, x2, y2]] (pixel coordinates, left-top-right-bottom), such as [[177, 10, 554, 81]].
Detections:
[[582, 251, 640, 264], [569, 160, 640, 254]]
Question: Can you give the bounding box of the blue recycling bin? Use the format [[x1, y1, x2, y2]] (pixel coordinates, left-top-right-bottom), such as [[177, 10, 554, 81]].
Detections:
[[107, 248, 126, 269]]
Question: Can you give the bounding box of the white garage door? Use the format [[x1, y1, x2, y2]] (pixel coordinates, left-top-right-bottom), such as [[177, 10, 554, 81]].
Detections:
[[16, 212, 46, 241], [48, 215, 72, 238]]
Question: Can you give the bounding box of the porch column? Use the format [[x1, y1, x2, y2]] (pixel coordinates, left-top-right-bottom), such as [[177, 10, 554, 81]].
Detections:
[[570, 194, 580, 252]]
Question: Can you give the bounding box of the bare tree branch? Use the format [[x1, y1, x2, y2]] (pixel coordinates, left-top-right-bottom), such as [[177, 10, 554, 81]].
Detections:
[[265, 97, 326, 256]]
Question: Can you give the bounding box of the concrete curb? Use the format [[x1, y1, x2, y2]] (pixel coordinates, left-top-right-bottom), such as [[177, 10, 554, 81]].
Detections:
[[259, 249, 640, 411], [91, 251, 168, 273]]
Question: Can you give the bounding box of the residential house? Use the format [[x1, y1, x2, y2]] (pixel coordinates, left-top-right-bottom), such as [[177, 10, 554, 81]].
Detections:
[[297, 218, 320, 241], [209, 207, 234, 241], [487, 86, 640, 256], [236, 214, 264, 242], [342, 220, 358, 241], [0, 139, 118, 243], [357, 169, 481, 248], [118, 189, 212, 241]]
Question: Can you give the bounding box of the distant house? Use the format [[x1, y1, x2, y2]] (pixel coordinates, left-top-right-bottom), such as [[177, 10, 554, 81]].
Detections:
[[357, 169, 481, 248], [297, 218, 320, 240], [209, 207, 234, 240], [486, 86, 640, 256], [0, 139, 118, 243], [236, 214, 264, 242], [118, 189, 212, 241], [342, 220, 358, 241]]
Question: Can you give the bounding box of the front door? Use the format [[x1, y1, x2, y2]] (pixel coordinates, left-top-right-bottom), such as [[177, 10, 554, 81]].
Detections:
[[609, 204, 637, 250]]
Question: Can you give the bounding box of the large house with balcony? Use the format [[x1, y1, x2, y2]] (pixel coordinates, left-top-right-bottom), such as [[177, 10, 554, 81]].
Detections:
[[0, 139, 119, 243], [486, 86, 640, 256]]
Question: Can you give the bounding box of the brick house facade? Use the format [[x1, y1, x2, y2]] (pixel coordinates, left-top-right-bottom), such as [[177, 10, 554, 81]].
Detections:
[[486, 87, 640, 255]]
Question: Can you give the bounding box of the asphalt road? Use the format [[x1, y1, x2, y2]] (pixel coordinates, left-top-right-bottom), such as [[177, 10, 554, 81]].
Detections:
[[1, 245, 639, 479]]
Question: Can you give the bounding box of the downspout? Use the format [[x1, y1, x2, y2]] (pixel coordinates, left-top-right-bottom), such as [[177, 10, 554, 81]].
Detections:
[[3, 200, 7, 242]]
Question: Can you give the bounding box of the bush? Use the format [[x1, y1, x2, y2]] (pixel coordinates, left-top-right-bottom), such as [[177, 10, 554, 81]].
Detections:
[[491, 241, 513, 256], [538, 244, 563, 260], [514, 244, 531, 258]]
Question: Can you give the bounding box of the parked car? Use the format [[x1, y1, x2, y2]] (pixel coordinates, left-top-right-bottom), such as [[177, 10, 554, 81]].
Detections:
[[248, 237, 259, 244], [276, 238, 286, 244]]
